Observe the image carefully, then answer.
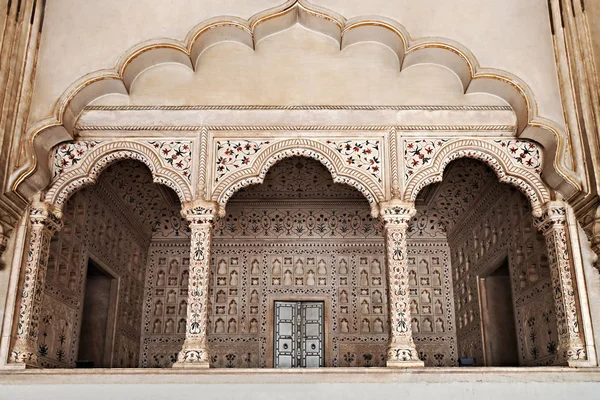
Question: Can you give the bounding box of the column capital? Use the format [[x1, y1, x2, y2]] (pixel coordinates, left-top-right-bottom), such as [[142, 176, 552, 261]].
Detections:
[[180, 200, 218, 225], [380, 200, 416, 225], [534, 201, 567, 233], [29, 201, 63, 233]]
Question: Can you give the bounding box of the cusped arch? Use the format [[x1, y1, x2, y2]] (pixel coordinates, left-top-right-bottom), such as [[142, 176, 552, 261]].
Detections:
[[11, 0, 578, 201], [44, 141, 193, 211], [212, 139, 383, 217], [403, 139, 551, 217]]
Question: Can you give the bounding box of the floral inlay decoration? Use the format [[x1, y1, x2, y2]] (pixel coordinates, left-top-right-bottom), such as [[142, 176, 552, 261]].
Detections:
[[214, 140, 271, 183], [53, 141, 101, 178], [494, 139, 542, 175], [404, 139, 450, 179], [149, 141, 193, 182], [325, 140, 381, 183]]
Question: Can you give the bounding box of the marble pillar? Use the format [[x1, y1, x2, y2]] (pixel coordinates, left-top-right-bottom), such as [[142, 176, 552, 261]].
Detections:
[[10, 202, 62, 367], [381, 201, 424, 367], [534, 201, 587, 366], [173, 200, 217, 368]]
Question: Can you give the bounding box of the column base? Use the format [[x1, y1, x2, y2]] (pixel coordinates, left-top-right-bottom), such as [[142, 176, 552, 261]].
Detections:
[[9, 338, 40, 368], [172, 339, 210, 369], [386, 359, 425, 368]]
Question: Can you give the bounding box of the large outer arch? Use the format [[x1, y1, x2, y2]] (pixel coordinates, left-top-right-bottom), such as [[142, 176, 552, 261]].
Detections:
[[44, 141, 193, 212], [403, 139, 552, 217], [211, 139, 383, 217], [10, 0, 579, 201]]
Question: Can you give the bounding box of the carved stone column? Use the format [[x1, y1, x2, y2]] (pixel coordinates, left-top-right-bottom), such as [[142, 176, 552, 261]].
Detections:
[[381, 200, 424, 367], [173, 200, 217, 368], [10, 202, 62, 367], [534, 201, 587, 365]]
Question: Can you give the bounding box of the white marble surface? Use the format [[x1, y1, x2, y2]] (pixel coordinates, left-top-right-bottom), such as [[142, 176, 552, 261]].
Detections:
[[1, 368, 599, 399]]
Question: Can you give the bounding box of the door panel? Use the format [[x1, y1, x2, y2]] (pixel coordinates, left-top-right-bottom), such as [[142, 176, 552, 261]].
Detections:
[[274, 302, 297, 368], [274, 301, 324, 368]]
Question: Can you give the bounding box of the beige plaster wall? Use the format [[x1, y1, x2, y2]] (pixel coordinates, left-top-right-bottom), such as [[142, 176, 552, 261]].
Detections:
[[29, 0, 563, 127]]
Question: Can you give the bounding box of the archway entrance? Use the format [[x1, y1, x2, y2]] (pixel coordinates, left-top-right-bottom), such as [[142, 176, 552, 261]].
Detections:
[[412, 158, 558, 366], [208, 156, 385, 368], [38, 159, 183, 368]]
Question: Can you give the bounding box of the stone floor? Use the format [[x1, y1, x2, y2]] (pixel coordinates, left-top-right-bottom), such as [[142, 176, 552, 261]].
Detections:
[[1, 367, 599, 400]]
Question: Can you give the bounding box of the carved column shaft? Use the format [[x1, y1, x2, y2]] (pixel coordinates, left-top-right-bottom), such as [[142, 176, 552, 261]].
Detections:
[[381, 201, 423, 367], [174, 201, 217, 368], [534, 201, 586, 365], [10, 203, 62, 366]]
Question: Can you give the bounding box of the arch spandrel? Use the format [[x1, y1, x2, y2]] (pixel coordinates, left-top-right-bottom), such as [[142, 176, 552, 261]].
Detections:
[[11, 0, 580, 203], [210, 138, 385, 217], [402, 138, 551, 217], [45, 140, 194, 210]]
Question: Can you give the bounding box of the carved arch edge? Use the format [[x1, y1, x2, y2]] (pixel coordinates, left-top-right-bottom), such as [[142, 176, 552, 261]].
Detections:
[[44, 141, 193, 210], [212, 139, 383, 217], [403, 139, 551, 217]]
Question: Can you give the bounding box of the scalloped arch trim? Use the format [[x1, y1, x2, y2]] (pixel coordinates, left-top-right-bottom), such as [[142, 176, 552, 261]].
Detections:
[[12, 0, 579, 201]]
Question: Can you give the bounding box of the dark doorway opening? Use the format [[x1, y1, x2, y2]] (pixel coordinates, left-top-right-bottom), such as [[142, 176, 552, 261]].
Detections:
[[77, 259, 117, 367], [479, 258, 519, 366]]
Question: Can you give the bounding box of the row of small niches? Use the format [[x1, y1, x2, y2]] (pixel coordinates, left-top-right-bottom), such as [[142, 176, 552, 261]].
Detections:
[[409, 287, 443, 297], [155, 287, 188, 300], [152, 299, 187, 316], [338, 288, 385, 302], [209, 317, 260, 334], [156, 258, 190, 283], [151, 317, 187, 335], [156, 270, 190, 286], [270, 273, 327, 286], [408, 269, 443, 287], [340, 317, 386, 334], [409, 298, 445, 315], [411, 316, 446, 333]]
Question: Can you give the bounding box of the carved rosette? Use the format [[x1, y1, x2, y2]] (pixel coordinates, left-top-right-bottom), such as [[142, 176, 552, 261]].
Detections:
[[534, 201, 586, 365], [173, 200, 217, 368], [10, 202, 63, 367], [381, 201, 424, 367]]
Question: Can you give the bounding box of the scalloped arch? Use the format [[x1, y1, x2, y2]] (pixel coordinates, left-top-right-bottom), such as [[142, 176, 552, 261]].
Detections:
[[212, 139, 383, 217], [403, 139, 551, 217], [12, 0, 579, 201], [44, 141, 193, 210]]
